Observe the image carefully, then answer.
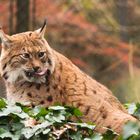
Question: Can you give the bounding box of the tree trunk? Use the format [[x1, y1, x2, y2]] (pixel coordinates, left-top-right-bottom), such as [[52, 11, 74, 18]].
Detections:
[[32, 0, 36, 30], [16, 0, 30, 33], [9, 0, 14, 34], [115, 0, 136, 42]]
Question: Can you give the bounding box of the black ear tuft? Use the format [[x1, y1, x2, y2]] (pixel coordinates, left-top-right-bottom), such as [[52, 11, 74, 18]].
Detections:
[[35, 19, 47, 38], [40, 19, 47, 33]]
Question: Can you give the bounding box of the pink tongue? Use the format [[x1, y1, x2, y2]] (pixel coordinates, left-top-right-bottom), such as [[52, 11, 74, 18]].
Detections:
[[35, 68, 48, 76]]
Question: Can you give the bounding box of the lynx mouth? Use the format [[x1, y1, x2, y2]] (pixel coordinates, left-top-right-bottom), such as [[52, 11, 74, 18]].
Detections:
[[35, 68, 48, 76], [24, 68, 48, 78]]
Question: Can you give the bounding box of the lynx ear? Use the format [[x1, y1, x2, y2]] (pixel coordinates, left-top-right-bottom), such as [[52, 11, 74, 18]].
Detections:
[[35, 20, 47, 38], [0, 28, 11, 48]]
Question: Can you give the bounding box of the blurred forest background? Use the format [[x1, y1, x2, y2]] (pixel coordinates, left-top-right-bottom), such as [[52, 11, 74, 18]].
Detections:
[[0, 0, 140, 103]]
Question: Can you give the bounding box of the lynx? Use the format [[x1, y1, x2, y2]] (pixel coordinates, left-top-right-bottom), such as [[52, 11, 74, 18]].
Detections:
[[0, 22, 136, 133]]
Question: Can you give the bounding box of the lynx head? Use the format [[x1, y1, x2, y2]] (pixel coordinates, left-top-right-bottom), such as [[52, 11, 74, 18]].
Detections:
[[0, 21, 55, 84]]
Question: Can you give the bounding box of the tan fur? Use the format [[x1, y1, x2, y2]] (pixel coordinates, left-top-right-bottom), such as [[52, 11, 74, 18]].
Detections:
[[0, 27, 136, 133]]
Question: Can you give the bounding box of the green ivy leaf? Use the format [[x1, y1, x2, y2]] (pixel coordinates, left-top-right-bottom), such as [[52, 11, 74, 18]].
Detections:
[[42, 128, 50, 134], [49, 106, 66, 110], [73, 108, 83, 117], [69, 131, 82, 140], [66, 106, 83, 117], [103, 129, 117, 140], [0, 128, 20, 140], [126, 103, 137, 115], [0, 99, 6, 109], [45, 112, 65, 123], [123, 121, 140, 139], [29, 106, 48, 118], [84, 133, 103, 140], [0, 104, 29, 119], [22, 121, 53, 139], [69, 122, 96, 130]]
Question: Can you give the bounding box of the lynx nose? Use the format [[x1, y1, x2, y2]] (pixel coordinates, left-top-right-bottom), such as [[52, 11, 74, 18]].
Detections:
[[33, 66, 40, 72]]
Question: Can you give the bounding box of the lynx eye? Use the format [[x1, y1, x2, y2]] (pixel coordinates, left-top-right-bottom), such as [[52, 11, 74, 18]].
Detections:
[[21, 53, 30, 59], [38, 52, 45, 58]]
